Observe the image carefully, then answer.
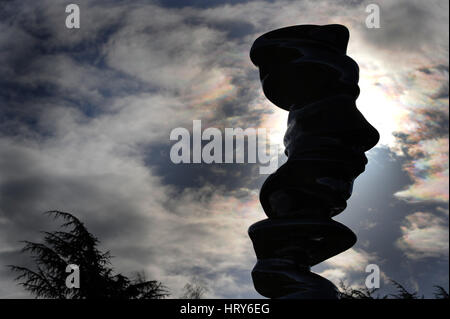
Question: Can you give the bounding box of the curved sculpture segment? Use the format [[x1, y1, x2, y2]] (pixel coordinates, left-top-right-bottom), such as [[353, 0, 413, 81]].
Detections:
[[248, 24, 380, 299]]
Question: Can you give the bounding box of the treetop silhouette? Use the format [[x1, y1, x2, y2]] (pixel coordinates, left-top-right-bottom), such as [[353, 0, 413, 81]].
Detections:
[[9, 210, 168, 299]]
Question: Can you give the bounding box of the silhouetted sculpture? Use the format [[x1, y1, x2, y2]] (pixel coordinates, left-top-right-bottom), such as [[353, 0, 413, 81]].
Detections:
[[248, 24, 380, 299]]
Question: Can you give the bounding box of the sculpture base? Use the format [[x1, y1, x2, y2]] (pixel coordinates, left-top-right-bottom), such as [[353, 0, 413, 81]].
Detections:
[[251, 259, 339, 299], [248, 218, 356, 299]]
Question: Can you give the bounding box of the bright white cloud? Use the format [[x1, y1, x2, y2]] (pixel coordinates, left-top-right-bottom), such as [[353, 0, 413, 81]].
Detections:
[[397, 211, 449, 260]]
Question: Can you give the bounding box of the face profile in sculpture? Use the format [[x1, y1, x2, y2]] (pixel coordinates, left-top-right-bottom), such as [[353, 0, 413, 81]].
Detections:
[[248, 24, 380, 299]]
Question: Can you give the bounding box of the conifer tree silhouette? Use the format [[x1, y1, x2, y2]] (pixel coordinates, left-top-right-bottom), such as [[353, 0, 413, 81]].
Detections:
[[9, 210, 169, 299]]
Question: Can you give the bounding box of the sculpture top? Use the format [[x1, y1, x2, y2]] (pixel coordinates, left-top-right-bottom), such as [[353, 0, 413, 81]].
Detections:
[[250, 24, 360, 110], [250, 24, 350, 57]]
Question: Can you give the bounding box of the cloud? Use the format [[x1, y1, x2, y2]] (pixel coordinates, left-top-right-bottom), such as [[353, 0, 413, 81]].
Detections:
[[316, 248, 387, 289], [395, 138, 449, 203], [397, 211, 449, 260], [322, 248, 377, 272]]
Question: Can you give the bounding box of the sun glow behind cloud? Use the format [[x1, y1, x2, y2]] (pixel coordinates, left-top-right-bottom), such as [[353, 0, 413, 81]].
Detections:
[[358, 74, 410, 148]]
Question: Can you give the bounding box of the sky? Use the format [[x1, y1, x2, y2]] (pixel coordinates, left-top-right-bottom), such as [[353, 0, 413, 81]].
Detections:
[[0, 0, 448, 298]]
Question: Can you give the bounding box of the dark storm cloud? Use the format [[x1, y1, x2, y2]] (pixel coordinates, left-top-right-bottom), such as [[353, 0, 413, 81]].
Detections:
[[0, 162, 154, 244], [144, 143, 263, 193]]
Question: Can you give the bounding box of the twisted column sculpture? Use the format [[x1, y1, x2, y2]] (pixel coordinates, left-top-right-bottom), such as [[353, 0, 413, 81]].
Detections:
[[248, 24, 380, 299]]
